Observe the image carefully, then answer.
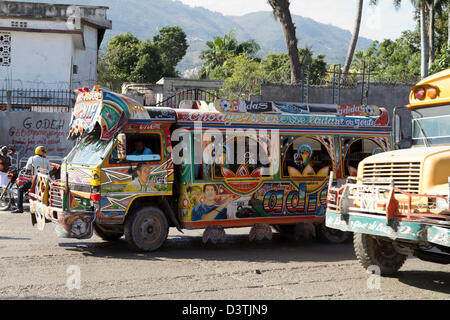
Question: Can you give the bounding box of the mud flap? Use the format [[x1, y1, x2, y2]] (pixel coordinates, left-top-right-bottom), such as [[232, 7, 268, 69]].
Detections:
[[55, 211, 96, 239], [30, 212, 37, 226]]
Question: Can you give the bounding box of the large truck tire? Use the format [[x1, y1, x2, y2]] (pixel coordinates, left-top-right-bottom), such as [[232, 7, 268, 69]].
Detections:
[[94, 224, 123, 241], [124, 206, 169, 252], [354, 233, 407, 275]]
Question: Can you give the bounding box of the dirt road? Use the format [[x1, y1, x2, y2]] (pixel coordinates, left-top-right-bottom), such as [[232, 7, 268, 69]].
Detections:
[[0, 210, 448, 300]]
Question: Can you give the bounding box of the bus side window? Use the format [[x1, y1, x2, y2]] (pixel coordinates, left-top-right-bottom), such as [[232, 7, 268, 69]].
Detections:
[[282, 136, 332, 178], [342, 138, 383, 177], [110, 133, 163, 163]]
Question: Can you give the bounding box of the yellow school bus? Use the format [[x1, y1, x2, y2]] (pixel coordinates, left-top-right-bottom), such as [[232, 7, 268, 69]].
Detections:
[[326, 69, 450, 274]]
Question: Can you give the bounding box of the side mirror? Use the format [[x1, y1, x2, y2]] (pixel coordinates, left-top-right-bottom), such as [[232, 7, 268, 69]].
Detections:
[[393, 106, 412, 149], [117, 133, 127, 161]]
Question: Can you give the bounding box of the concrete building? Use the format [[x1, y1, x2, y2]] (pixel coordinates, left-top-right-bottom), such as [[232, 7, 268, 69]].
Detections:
[[0, 1, 111, 93]]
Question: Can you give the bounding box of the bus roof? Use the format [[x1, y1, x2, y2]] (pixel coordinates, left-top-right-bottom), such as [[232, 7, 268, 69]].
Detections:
[[409, 68, 450, 108], [69, 88, 391, 140]]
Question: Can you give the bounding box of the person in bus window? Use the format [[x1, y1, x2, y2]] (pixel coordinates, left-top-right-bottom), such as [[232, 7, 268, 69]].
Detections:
[[130, 139, 153, 156]]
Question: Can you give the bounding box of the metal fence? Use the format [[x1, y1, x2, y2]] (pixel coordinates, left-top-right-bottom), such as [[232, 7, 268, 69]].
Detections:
[[151, 88, 220, 109], [0, 89, 76, 112]]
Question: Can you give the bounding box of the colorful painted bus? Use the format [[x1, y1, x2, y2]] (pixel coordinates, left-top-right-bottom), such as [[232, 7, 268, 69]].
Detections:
[[29, 87, 392, 251], [326, 69, 450, 274]]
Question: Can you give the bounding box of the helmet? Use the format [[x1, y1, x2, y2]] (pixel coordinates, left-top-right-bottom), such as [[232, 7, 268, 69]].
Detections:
[[0, 146, 7, 154], [35, 146, 47, 158]]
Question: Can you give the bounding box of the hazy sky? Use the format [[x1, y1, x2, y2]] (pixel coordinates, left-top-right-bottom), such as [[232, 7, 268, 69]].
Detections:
[[177, 0, 416, 41]]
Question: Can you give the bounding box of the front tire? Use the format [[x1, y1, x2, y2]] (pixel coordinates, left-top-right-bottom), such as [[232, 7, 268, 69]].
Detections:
[[124, 206, 169, 252], [354, 233, 407, 275], [0, 186, 12, 211], [94, 224, 123, 241]]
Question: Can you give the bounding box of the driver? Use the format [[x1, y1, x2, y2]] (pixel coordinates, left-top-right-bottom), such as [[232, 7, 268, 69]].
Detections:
[[130, 139, 153, 156]]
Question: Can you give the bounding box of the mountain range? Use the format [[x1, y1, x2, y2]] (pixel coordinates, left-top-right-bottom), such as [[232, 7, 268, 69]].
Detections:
[[18, 0, 374, 73]]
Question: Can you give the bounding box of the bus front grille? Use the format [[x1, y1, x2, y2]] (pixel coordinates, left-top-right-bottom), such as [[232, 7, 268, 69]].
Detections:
[[362, 162, 421, 194]]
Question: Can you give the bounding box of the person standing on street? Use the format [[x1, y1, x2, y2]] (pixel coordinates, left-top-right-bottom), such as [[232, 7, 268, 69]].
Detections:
[[12, 146, 50, 214], [0, 146, 11, 173]]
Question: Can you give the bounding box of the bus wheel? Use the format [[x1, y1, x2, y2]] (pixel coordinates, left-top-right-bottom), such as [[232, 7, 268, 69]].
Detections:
[[273, 223, 315, 241], [354, 233, 407, 275], [94, 224, 123, 242], [124, 206, 168, 252], [316, 223, 351, 244]]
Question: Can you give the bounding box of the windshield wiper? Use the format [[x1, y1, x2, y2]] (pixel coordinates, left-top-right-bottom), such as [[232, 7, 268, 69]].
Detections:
[[411, 110, 431, 147]]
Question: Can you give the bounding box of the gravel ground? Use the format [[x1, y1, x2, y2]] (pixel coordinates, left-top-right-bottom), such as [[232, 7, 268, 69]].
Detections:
[[0, 209, 448, 300]]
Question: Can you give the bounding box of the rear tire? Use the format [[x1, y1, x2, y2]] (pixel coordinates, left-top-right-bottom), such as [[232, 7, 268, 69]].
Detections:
[[124, 206, 168, 252], [316, 223, 352, 244], [273, 223, 314, 241], [354, 233, 407, 275], [94, 224, 123, 241]]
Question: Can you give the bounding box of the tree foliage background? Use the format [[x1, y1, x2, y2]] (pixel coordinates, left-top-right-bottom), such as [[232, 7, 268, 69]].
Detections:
[[98, 26, 188, 91]]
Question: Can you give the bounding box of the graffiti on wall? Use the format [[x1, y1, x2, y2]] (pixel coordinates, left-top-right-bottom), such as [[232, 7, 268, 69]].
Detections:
[[0, 111, 73, 158]]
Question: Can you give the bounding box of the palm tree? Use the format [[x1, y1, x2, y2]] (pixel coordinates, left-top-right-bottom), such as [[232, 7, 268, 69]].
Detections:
[[342, 0, 401, 81], [342, 0, 365, 81], [395, 0, 430, 77], [411, 0, 430, 77], [200, 30, 260, 78], [426, 0, 447, 66], [267, 0, 302, 84]]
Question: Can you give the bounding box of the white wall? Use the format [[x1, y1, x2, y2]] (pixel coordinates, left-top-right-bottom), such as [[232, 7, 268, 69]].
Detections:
[[0, 18, 68, 31], [72, 25, 98, 89], [0, 18, 101, 91], [0, 30, 73, 90]]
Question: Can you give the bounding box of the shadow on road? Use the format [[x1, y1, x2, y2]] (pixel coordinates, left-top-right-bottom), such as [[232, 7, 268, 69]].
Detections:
[[58, 232, 356, 264], [397, 270, 450, 294], [0, 236, 31, 241]]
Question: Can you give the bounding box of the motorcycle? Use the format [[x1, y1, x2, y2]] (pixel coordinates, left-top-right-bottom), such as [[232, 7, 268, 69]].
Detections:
[[0, 167, 31, 211]]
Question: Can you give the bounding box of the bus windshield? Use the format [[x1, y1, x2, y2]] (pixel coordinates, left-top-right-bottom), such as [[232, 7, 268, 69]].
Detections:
[[412, 104, 450, 146], [66, 135, 112, 166]]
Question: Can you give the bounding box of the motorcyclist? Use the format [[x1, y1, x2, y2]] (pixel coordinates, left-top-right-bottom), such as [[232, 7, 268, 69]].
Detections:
[[12, 146, 51, 214]]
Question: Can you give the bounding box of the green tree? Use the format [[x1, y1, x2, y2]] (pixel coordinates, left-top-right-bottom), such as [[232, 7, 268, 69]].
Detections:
[[131, 40, 164, 83], [261, 47, 327, 85], [200, 30, 260, 78], [352, 30, 421, 82], [342, 0, 403, 81], [153, 26, 189, 77], [219, 53, 265, 100], [98, 29, 189, 91], [104, 32, 142, 87]]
